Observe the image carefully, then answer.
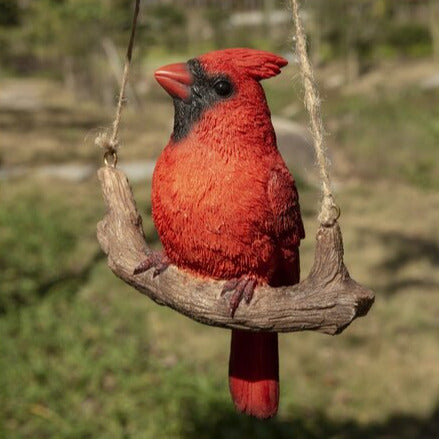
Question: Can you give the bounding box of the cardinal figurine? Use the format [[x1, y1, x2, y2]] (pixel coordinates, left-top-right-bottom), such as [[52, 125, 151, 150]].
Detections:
[[135, 48, 304, 419]]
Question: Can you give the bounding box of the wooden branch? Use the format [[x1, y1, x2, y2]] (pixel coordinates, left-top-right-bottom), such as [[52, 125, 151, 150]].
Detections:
[[97, 166, 374, 335]]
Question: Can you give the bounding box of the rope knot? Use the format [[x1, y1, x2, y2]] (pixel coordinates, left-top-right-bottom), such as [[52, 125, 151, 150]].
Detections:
[[95, 131, 119, 167], [318, 194, 340, 227], [95, 131, 118, 151]]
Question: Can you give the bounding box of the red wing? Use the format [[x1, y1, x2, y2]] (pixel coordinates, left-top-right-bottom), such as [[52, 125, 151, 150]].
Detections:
[[267, 163, 305, 285], [267, 164, 305, 246]]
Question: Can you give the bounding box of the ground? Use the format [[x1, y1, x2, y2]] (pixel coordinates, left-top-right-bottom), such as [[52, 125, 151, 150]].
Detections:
[[0, 58, 439, 438]]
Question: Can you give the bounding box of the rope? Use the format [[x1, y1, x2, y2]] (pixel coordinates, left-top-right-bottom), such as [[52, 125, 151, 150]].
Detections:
[[290, 0, 340, 226], [95, 0, 141, 167]]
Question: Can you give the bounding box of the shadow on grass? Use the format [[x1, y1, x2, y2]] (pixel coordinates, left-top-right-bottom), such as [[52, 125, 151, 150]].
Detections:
[[0, 249, 105, 314], [362, 229, 439, 295], [36, 249, 105, 297], [377, 231, 439, 272], [181, 398, 439, 439]]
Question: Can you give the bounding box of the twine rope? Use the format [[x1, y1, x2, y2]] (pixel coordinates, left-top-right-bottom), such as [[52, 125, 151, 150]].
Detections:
[[95, 0, 141, 167], [290, 0, 340, 226]]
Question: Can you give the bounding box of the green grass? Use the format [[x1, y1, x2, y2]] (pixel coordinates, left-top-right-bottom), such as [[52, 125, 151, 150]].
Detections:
[[324, 89, 439, 190], [0, 273, 193, 438], [0, 180, 101, 312]]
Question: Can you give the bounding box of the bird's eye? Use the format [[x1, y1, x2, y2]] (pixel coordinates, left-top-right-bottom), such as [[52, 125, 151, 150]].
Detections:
[[213, 80, 233, 97]]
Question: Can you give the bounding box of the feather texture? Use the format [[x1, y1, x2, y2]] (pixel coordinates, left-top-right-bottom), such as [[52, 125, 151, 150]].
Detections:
[[152, 48, 303, 418]]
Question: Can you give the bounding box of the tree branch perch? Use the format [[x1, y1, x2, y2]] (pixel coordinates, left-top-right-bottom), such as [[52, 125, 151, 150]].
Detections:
[[97, 166, 374, 335]]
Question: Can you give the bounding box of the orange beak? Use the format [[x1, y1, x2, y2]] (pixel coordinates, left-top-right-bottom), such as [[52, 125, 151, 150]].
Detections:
[[154, 62, 193, 101]]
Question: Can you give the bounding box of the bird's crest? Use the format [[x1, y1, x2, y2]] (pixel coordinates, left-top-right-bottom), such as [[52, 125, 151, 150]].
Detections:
[[200, 48, 288, 81], [233, 48, 288, 81]]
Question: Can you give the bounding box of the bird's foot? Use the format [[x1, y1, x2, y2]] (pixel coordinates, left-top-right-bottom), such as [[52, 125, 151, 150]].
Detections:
[[221, 276, 257, 318], [133, 251, 170, 277]]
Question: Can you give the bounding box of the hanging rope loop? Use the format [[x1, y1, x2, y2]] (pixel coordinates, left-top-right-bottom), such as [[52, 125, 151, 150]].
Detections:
[[95, 0, 140, 167], [103, 149, 118, 168], [95, 130, 119, 165], [290, 0, 340, 226], [318, 194, 341, 226]]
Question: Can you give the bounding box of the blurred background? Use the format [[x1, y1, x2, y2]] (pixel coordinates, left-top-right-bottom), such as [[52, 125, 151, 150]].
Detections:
[[1, 0, 439, 437]]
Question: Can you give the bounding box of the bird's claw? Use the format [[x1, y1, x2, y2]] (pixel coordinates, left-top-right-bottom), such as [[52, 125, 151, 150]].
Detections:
[[221, 276, 257, 318], [133, 251, 169, 277]]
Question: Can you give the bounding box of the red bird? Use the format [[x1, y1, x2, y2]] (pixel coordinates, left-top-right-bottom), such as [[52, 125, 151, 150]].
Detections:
[[135, 48, 304, 419]]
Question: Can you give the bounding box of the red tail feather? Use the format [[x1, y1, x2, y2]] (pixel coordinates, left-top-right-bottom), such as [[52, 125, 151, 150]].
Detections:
[[229, 329, 279, 419]]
